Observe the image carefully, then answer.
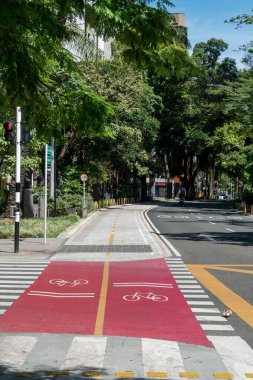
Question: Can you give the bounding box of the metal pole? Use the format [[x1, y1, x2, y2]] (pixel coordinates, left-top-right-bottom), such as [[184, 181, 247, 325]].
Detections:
[[44, 144, 48, 244], [83, 181, 86, 218], [50, 138, 55, 199], [14, 107, 21, 253], [54, 144, 57, 216]]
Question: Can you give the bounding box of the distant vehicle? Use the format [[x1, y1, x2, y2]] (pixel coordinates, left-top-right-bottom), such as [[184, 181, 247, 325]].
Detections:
[[218, 191, 228, 200]]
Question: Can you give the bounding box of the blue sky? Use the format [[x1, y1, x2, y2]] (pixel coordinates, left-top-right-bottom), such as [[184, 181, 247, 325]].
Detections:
[[168, 0, 253, 67]]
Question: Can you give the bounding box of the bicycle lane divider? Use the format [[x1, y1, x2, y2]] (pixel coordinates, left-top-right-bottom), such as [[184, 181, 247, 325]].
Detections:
[[0, 261, 104, 334], [94, 261, 110, 335], [103, 258, 212, 347]]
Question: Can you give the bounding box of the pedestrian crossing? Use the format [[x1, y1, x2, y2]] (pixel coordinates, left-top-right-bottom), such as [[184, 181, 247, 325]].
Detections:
[[165, 258, 235, 334], [0, 257, 252, 379], [0, 334, 252, 378], [157, 213, 246, 222], [0, 258, 237, 335], [0, 261, 49, 315]]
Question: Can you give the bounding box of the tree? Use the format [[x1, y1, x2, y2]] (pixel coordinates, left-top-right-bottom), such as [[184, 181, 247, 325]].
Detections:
[[192, 38, 228, 71], [56, 59, 161, 199]]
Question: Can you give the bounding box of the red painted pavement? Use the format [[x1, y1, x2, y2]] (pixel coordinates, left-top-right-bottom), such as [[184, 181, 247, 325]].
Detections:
[[0, 259, 211, 346], [0, 261, 104, 334], [104, 259, 212, 347]]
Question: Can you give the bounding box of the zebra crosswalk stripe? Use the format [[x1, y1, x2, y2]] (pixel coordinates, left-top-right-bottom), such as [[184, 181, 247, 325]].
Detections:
[[209, 336, 253, 378], [142, 338, 184, 379], [165, 258, 235, 335], [0, 261, 49, 316], [0, 335, 252, 377]]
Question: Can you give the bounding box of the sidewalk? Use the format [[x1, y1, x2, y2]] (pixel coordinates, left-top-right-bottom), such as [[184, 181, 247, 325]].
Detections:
[[0, 210, 100, 259], [0, 204, 169, 260]]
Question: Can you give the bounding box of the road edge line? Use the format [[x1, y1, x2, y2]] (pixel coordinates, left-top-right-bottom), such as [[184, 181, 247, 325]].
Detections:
[[143, 208, 182, 257]]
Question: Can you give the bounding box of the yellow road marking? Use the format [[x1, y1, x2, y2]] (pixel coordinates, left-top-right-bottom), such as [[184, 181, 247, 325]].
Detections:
[[147, 372, 168, 378], [188, 265, 253, 328], [115, 371, 134, 378], [245, 374, 253, 378], [106, 233, 115, 256], [81, 371, 102, 377], [180, 372, 200, 378], [15, 373, 34, 378], [109, 233, 114, 245], [213, 373, 233, 378], [47, 371, 70, 377], [94, 261, 110, 335], [202, 266, 253, 275]]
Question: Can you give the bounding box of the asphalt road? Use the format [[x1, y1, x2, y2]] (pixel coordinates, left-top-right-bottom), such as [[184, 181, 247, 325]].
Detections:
[[147, 200, 253, 349]]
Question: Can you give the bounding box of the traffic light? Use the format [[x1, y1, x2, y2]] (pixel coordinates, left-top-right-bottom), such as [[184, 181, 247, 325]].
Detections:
[[3, 120, 15, 142], [21, 125, 32, 143]]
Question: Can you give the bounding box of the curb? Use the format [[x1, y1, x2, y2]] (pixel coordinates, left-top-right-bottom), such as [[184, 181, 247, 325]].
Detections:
[[58, 211, 99, 238]]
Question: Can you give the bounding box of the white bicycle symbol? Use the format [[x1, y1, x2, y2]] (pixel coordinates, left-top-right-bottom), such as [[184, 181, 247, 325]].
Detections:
[[123, 292, 168, 302], [49, 279, 88, 287]]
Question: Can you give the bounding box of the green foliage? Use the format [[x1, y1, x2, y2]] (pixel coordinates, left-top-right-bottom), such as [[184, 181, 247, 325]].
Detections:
[[48, 192, 95, 216], [0, 215, 79, 239], [60, 60, 162, 180], [192, 38, 228, 71]]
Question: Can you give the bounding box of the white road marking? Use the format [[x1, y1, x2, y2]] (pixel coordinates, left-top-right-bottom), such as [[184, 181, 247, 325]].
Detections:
[[144, 210, 182, 257], [209, 222, 216, 225], [226, 228, 235, 232], [0, 276, 37, 279], [0, 336, 37, 369], [209, 336, 253, 378], [0, 301, 13, 306], [191, 308, 220, 313], [62, 337, 107, 370], [176, 280, 198, 284], [179, 285, 202, 289], [198, 234, 216, 242], [142, 339, 184, 379], [196, 216, 202, 219], [0, 271, 41, 275], [196, 316, 226, 322], [0, 289, 26, 293], [165, 259, 183, 262], [173, 276, 194, 279], [0, 281, 33, 284], [202, 325, 234, 331], [0, 285, 28, 289], [187, 301, 214, 305], [0, 295, 19, 299], [170, 271, 189, 274], [184, 294, 209, 298], [181, 290, 205, 293], [113, 282, 173, 288]]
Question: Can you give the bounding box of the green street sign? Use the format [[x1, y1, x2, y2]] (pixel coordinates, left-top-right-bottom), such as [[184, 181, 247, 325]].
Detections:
[[47, 145, 53, 167]]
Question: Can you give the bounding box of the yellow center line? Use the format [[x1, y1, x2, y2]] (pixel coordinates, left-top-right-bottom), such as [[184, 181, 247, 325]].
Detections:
[[109, 233, 114, 246], [94, 261, 110, 335], [188, 265, 253, 328]]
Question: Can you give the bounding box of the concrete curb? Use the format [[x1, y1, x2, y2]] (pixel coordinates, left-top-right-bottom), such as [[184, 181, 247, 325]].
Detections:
[[58, 211, 99, 238]]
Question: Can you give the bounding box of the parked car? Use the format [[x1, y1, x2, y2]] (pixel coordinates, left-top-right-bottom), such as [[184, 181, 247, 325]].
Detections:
[[218, 191, 228, 200]]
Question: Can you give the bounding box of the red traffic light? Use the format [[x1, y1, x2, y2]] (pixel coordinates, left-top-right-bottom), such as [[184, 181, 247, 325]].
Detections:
[[3, 120, 15, 142], [6, 122, 13, 131]]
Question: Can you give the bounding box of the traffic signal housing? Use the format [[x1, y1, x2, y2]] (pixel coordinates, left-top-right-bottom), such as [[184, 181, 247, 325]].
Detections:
[[21, 125, 32, 143], [3, 120, 15, 142]]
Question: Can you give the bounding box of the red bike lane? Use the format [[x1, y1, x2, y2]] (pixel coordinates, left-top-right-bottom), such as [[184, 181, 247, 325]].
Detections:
[[0, 259, 211, 347]]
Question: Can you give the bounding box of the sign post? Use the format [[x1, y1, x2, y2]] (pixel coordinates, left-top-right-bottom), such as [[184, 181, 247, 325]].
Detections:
[[44, 144, 48, 244], [14, 107, 21, 253], [80, 173, 88, 218]]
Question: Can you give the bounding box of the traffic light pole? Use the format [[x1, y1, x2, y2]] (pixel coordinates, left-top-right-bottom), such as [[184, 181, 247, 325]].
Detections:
[[14, 107, 21, 253]]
